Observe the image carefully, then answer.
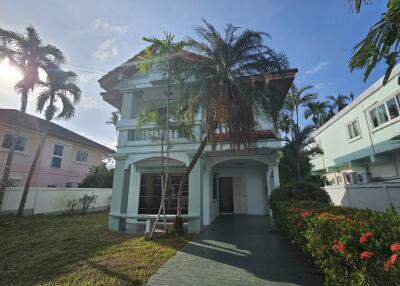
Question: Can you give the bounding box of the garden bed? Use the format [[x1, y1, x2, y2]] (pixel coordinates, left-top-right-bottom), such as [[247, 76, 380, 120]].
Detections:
[[272, 201, 400, 285], [0, 211, 189, 286]]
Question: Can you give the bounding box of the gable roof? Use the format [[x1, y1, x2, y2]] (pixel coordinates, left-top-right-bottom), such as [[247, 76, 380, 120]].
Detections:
[[0, 109, 115, 154]]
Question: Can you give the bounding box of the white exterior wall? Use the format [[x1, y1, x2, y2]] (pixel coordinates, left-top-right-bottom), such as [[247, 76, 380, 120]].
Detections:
[[1, 187, 112, 214], [325, 184, 400, 212]]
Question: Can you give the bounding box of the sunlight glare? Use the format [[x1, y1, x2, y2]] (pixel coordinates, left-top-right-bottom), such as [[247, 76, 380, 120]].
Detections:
[[0, 58, 22, 82]]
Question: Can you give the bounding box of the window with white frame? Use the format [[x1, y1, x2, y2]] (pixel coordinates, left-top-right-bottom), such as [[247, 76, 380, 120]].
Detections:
[[369, 94, 400, 128], [76, 150, 88, 163], [51, 144, 64, 168], [346, 119, 361, 140], [2, 133, 27, 152]]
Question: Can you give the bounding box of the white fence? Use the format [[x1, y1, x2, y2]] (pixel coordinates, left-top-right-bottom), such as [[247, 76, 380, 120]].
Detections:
[[0, 187, 112, 215], [325, 183, 400, 212]]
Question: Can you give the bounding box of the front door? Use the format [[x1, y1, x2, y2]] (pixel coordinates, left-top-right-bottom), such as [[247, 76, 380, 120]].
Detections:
[[233, 177, 248, 214], [219, 177, 233, 213]]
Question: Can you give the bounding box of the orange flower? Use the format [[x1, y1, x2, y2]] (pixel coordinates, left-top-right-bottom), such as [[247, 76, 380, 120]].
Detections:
[[390, 242, 400, 253], [359, 232, 373, 244], [360, 251, 374, 260], [300, 211, 309, 218], [333, 240, 345, 253], [384, 254, 398, 271]]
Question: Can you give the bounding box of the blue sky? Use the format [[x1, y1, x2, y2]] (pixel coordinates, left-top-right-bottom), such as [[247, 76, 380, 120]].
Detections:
[[0, 0, 388, 148]]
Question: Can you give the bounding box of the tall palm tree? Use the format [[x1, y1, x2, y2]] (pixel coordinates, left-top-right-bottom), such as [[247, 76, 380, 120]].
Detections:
[[173, 20, 289, 233], [282, 124, 323, 180], [17, 69, 81, 216], [304, 101, 329, 126], [137, 32, 187, 238], [106, 111, 120, 134], [0, 26, 64, 208], [327, 94, 350, 112], [286, 84, 317, 126]]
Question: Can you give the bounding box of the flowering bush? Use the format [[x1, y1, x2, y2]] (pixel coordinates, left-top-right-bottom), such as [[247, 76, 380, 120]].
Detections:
[[272, 201, 400, 285]]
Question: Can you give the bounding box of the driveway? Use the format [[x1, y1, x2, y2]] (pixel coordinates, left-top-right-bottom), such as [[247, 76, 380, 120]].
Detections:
[[146, 215, 322, 286]]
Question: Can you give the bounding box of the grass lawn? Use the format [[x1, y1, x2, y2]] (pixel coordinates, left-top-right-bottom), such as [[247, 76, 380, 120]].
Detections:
[[0, 211, 190, 286]]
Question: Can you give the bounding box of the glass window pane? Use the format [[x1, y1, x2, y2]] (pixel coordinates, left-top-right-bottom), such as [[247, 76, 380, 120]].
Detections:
[[386, 97, 399, 119], [53, 144, 64, 156], [377, 104, 389, 124], [353, 121, 360, 137], [348, 124, 355, 139], [76, 150, 88, 162], [370, 109, 379, 128], [51, 157, 62, 168], [15, 137, 26, 151], [2, 134, 13, 149]]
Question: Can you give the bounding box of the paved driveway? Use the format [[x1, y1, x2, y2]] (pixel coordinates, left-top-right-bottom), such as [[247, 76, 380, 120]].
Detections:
[[146, 215, 322, 286]]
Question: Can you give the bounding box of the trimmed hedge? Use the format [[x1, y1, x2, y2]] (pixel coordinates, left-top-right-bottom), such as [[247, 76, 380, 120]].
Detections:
[[272, 201, 400, 285], [269, 181, 332, 207]]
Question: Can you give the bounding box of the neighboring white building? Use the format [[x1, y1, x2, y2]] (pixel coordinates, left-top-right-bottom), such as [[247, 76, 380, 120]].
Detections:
[[310, 65, 400, 185], [99, 52, 297, 233]]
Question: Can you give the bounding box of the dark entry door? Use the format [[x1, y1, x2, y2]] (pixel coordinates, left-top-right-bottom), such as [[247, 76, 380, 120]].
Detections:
[[219, 177, 233, 213]]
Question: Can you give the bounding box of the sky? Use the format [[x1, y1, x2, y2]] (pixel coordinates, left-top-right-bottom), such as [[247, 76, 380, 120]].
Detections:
[[0, 0, 388, 149]]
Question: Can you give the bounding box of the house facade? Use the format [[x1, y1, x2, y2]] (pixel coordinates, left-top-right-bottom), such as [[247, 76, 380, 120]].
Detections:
[[0, 109, 114, 188], [99, 54, 296, 233], [310, 65, 400, 186]]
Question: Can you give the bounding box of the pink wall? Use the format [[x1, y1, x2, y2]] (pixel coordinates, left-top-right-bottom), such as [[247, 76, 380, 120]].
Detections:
[[0, 122, 106, 188]]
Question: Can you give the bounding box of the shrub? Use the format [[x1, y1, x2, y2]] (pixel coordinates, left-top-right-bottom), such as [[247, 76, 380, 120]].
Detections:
[[79, 193, 97, 213], [272, 201, 400, 285], [79, 164, 114, 188], [269, 181, 331, 208]]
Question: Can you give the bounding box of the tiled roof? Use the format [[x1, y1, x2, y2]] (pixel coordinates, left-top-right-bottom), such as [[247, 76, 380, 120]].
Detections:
[[0, 109, 115, 154]]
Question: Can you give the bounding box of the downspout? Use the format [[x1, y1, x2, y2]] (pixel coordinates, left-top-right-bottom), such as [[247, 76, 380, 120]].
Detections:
[[362, 106, 376, 168]]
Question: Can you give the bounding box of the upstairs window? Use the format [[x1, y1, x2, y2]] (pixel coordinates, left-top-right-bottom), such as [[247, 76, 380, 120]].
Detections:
[[51, 144, 64, 168], [76, 150, 88, 163], [2, 134, 27, 152], [347, 119, 361, 140], [369, 94, 400, 128]]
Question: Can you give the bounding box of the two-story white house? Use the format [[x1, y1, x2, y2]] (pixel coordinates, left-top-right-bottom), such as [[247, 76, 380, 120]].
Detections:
[[99, 52, 297, 233]]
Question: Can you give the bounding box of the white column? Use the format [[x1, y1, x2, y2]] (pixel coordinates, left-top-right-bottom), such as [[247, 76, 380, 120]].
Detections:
[[265, 168, 273, 216], [188, 157, 203, 233], [126, 164, 141, 223], [272, 165, 280, 188], [202, 168, 211, 225], [108, 155, 127, 231]]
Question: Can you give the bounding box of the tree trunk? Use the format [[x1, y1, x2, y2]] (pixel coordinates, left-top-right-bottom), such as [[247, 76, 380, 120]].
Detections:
[[174, 135, 208, 234], [17, 121, 48, 216], [0, 106, 27, 209]]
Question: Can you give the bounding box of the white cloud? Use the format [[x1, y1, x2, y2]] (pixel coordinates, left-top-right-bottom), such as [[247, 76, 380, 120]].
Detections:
[[92, 38, 118, 63], [94, 19, 128, 34], [306, 61, 328, 75], [314, 82, 324, 89]]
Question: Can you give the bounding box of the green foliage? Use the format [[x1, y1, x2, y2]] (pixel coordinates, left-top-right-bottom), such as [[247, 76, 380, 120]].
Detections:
[[272, 201, 400, 285], [79, 193, 97, 213], [79, 164, 114, 188], [349, 0, 400, 85], [269, 181, 331, 208]]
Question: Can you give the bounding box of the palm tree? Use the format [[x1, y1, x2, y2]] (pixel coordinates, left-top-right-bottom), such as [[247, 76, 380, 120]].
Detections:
[[17, 69, 81, 216], [106, 111, 120, 134], [304, 101, 329, 126], [327, 94, 350, 112], [0, 26, 64, 208], [286, 84, 317, 126], [136, 32, 187, 238], [281, 124, 323, 180], [278, 113, 294, 138], [349, 0, 400, 85], [173, 20, 289, 233]]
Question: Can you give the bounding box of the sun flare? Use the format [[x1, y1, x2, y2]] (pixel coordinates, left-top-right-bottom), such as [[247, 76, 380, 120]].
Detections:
[[0, 59, 22, 82]]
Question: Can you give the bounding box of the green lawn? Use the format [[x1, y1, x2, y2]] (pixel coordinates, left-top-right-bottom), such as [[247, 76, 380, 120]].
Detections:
[[0, 211, 189, 286]]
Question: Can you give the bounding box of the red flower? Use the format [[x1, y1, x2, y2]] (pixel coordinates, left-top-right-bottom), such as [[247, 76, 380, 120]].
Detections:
[[390, 242, 400, 253], [384, 254, 398, 271], [333, 240, 345, 253], [359, 232, 374, 244], [360, 251, 374, 260], [300, 211, 309, 218]]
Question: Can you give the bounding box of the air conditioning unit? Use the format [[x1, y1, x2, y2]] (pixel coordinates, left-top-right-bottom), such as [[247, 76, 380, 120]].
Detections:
[[356, 172, 372, 184], [343, 172, 358, 185]]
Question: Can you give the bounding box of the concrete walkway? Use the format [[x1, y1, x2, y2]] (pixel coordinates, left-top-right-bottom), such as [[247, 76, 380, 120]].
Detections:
[[146, 215, 322, 286]]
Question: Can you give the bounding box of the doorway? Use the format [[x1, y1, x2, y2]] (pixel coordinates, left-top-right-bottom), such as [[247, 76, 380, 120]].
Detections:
[[219, 177, 233, 213]]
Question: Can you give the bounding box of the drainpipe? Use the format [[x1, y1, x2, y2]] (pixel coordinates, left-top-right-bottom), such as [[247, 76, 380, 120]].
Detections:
[[362, 107, 376, 164]]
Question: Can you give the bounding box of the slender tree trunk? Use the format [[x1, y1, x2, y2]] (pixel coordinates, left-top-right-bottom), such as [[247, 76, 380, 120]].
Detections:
[[0, 102, 27, 209], [17, 120, 49, 216]]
